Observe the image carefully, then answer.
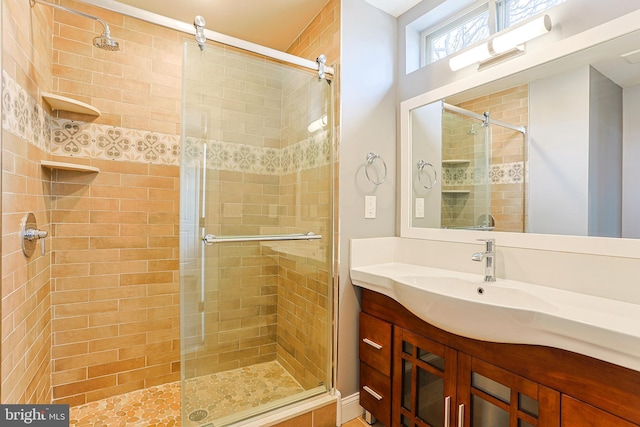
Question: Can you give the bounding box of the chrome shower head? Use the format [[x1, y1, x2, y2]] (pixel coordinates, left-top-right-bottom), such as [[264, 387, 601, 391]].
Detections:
[[31, 0, 120, 51], [93, 27, 119, 51]]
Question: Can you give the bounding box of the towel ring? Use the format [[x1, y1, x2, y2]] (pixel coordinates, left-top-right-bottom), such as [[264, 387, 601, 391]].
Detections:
[[365, 152, 387, 185], [417, 160, 438, 189]]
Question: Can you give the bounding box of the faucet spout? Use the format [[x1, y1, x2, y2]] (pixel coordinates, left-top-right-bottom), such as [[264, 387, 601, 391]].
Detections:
[[471, 238, 496, 282]]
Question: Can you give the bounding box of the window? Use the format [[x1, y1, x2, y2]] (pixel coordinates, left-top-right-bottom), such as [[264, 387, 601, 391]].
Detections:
[[422, 0, 566, 66], [497, 0, 566, 28], [426, 5, 491, 64]]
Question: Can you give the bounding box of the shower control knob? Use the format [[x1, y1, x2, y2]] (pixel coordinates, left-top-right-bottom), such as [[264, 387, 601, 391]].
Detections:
[[20, 212, 48, 258]]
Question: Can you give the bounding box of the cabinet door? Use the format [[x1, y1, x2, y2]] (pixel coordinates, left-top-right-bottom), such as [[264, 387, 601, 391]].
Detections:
[[393, 327, 457, 427], [561, 395, 637, 427], [456, 355, 559, 427]]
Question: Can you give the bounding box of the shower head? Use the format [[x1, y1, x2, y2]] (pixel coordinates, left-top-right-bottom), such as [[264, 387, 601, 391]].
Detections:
[[30, 0, 120, 51], [93, 24, 119, 51], [93, 34, 119, 51], [467, 124, 478, 135]]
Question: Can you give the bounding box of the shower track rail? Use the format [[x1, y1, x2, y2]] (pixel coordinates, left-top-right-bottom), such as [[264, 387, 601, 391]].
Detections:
[[202, 231, 322, 245]]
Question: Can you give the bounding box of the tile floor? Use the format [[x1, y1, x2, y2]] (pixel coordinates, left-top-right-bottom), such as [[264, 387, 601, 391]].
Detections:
[[69, 361, 304, 426], [342, 417, 385, 427]]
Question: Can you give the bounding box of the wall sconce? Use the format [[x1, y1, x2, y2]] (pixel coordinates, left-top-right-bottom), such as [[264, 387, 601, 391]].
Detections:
[[449, 14, 552, 71], [307, 115, 328, 133]]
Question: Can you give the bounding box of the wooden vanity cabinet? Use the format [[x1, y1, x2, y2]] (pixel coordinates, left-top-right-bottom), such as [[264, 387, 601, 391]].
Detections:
[[359, 288, 640, 427], [359, 311, 393, 426]]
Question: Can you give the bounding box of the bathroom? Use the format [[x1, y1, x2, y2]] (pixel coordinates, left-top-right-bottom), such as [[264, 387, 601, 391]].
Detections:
[[3, 0, 640, 427]]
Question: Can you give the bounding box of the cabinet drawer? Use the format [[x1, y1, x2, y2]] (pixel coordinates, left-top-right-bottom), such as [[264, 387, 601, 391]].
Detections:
[[360, 361, 391, 427], [359, 312, 392, 376]]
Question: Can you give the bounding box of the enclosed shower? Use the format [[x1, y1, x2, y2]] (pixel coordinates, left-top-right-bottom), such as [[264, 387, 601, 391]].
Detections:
[[179, 40, 334, 426]]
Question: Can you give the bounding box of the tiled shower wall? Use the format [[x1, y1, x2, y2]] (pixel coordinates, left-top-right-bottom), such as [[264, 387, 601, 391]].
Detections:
[[1, 0, 54, 404]]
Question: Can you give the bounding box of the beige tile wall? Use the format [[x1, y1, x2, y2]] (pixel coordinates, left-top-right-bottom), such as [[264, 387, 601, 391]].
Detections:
[[49, 156, 180, 405], [51, 0, 182, 134], [285, 0, 340, 389], [1, 0, 54, 404], [46, 0, 183, 405]]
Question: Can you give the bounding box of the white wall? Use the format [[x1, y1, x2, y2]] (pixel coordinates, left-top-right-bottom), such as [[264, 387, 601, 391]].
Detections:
[[529, 67, 591, 236], [623, 84, 640, 238], [411, 101, 442, 228], [588, 67, 622, 238], [338, 0, 397, 398]]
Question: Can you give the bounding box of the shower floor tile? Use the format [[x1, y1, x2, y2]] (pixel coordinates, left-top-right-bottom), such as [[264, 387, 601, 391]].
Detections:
[[183, 360, 305, 426], [69, 361, 304, 427], [69, 381, 181, 426]]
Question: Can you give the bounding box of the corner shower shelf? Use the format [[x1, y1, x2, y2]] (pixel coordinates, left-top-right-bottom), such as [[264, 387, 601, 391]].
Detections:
[[442, 159, 470, 165], [41, 92, 100, 117], [41, 160, 100, 173]]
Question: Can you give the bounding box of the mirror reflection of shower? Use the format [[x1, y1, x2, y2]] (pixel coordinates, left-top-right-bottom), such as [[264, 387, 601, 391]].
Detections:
[[30, 0, 120, 50]]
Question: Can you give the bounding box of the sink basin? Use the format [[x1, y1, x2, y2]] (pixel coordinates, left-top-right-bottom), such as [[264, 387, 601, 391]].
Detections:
[[351, 262, 640, 372], [394, 275, 554, 343]]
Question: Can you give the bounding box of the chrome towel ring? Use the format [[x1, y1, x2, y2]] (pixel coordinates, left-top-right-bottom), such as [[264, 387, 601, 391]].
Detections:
[[417, 160, 438, 189], [365, 152, 387, 185]]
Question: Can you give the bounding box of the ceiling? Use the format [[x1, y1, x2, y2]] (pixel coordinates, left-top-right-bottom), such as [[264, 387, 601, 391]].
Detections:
[[111, 0, 422, 50]]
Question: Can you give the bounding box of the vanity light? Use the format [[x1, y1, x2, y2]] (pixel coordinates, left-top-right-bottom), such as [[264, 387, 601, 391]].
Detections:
[[307, 115, 328, 132], [448, 14, 552, 71], [491, 14, 552, 54], [448, 42, 492, 72]]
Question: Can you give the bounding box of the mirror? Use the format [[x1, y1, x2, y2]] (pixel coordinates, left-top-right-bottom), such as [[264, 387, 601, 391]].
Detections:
[[405, 24, 640, 240]]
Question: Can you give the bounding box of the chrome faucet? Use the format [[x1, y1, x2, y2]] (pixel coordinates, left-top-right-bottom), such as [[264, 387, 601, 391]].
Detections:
[[472, 238, 496, 282]]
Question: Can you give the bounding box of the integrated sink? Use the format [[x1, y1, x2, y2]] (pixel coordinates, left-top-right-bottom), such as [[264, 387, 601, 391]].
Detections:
[[351, 261, 640, 372]]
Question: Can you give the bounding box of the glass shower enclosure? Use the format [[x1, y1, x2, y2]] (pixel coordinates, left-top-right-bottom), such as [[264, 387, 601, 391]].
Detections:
[[179, 41, 334, 426]]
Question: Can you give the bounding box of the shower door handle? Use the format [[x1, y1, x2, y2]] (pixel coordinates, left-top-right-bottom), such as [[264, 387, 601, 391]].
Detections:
[[202, 232, 322, 245]]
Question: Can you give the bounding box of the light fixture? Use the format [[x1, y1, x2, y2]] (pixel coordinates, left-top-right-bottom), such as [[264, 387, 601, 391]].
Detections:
[[307, 115, 328, 133], [449, 42, 492, 72], [448, 14, 552, 71], [491, 14, 552, 54]]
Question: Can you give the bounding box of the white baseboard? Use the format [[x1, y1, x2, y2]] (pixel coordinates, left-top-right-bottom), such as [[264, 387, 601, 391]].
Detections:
[[339, 392, 363, 425]]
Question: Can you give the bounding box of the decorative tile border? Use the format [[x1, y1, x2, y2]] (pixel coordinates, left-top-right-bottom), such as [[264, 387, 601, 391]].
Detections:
[[51, 119, 181, 165], [443, 161, 525, 186], [2, 70, 50, 152], [2, 72, 331, 173], [183, 131, 330, 175]]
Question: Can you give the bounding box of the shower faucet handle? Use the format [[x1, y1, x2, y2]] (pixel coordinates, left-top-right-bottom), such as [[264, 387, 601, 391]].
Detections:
[[20, 212, 48, 257]]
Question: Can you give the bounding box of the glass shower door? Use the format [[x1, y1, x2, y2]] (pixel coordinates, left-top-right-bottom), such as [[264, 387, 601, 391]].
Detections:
[[180, 41, 333, 426]]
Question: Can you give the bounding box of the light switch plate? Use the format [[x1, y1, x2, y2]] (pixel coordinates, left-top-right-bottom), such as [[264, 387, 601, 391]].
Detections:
[[415, 198, 425, 218], [365, 195, 376, 219]]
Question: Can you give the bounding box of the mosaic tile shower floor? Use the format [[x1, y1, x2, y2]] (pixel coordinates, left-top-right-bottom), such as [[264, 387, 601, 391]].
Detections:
[[69, 361, 304, 427]]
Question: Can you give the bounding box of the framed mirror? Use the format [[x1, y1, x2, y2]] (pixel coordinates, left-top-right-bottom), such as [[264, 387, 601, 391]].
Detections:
[[400, 9, 640, 257]]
